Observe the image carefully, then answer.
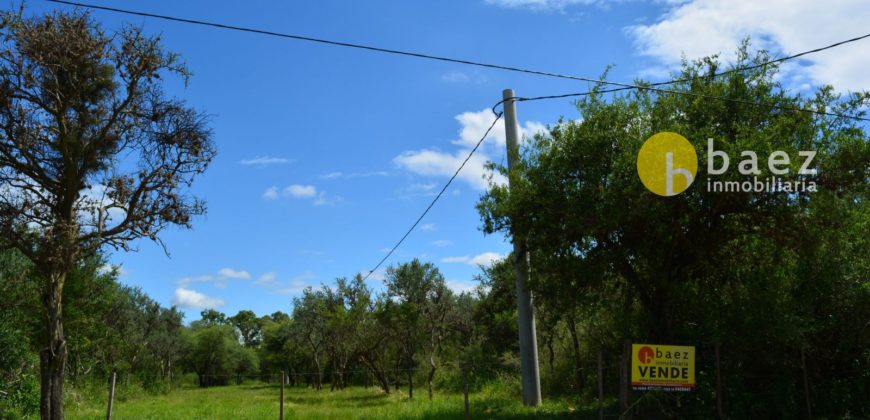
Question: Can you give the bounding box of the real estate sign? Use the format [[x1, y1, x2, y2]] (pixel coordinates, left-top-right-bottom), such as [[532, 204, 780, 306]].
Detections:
[[631, 343, 695, 391]]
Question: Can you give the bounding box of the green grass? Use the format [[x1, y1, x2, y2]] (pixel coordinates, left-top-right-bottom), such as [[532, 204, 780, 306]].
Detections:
[[65, 383, 594, 419]]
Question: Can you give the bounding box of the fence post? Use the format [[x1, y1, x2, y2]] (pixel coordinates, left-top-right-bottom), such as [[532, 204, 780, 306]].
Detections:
[[598, 350, 604, 420], [620, 339, 632, 419], [463, 365, 470, 420], [715, 343, 724, 419], [801, 349, 812, 419], [280, 370, 285, 420], [106, 371, 116, 420], [407, 367, 414, 399]]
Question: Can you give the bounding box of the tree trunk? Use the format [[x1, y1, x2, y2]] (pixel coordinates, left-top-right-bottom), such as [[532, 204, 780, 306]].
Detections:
[[329, 362, 336, 392], [427, 355, 436, 400], [40, 271, 68, 420], [567, 316, 583, 392], [407, 367, 413, 400], [339, 356, 348, 389], [360, 355, 390, 394], [394, 354, 402, 391], [313, 356, 322, 391], [546, 335, 555, 372]]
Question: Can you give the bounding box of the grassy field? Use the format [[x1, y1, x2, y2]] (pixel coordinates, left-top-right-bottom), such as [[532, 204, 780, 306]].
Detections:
[[64, 383, 593, 419]]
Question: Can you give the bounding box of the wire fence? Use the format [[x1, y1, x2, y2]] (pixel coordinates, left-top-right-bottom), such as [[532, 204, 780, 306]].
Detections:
[[46, 342, 838, 420]]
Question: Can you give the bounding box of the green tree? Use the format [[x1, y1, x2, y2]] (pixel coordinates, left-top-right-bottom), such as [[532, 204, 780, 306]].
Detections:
[[259, 316, 306, 385], [228, 310, 262, 348], [356, 291, 398, 394], [292, 287, 328, 390], [384, 259, 451, 399], [148, 306, 185, 382], [0, 10, 214, 417], [477, 44, 870, 416], [196, 309, 227, 327], [184, 323, 245, 387]]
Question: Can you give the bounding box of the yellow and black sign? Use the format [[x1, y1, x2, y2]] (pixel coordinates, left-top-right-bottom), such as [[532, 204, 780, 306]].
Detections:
[[631, 344, 695, 391]]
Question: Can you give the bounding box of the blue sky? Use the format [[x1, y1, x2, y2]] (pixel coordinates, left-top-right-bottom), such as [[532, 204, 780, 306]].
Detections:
[[29, 0, 869, 321]]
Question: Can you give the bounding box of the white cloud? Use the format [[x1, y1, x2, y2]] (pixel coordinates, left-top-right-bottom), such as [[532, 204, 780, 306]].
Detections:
[[256, 272, 277, 285], [431, 240, 453, 247], [363, 269, 386, 283], [76, 184, 128, 230], [452, 109, 544, 149], [218, 267, 251, 280], [177, 274, 214, 287], [284, 185, 317, 198], [320, 170, 391, 180], [240, 156, 292, 166], [442, 71, 470, 83], [393, 109, 545, 191], [442, 252, 505, 267], [626, 0, 870, 91], [447, 279, 478, 294], [321, 171, 344, 180], [98, 264, 128, 277], [469, 252, 505, 266], [420, 223, 436, 231], [178, 267, 250, 288], [355, 171, 391, 178], [441, 71, 488, 84], [313, 192, 341, 206], [241, 271, 318, 295], [410, 182, 437, 191], [172, 288, 224, 309], [263, 186, 279, 200], [397, 182, 440, 200], [275, 272, 316, 295], [265, 184, 340, 205], [394, 148, 498, 191]]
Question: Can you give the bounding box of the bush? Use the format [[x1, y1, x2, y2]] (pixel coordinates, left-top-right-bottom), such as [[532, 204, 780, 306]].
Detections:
[[0, 316, 39, 418]]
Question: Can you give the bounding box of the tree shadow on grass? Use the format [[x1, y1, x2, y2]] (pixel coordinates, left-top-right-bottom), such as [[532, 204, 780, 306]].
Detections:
[[285, 391, 391, 409], [416, 407, 598, 420], [344, 393, 390, 402], [240, 384, 279, 391]]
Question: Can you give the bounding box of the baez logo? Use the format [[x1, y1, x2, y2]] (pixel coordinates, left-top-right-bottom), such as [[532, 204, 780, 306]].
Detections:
[[636, 132, 698, 196], [636, 132, 818, 196], [637, 346, 655, 364]]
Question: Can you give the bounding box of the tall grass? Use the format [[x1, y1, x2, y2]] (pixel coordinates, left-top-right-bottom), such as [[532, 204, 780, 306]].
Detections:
[[64, 381, 601, 419]]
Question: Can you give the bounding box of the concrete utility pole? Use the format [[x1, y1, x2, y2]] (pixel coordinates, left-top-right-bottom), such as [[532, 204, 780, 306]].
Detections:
[[503, 88, 542, 406]]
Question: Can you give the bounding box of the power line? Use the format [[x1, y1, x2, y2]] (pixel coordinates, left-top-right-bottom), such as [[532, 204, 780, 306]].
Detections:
[[370, 84, 868, 291], [46, 0, 870, 275], [640, 32, 870, 90], [47, 0, 870, 96], [494, 84, 870, 122], [362, 112, 503, 282], [45, 0, 627, 87], [494, 33, 870, 105]]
